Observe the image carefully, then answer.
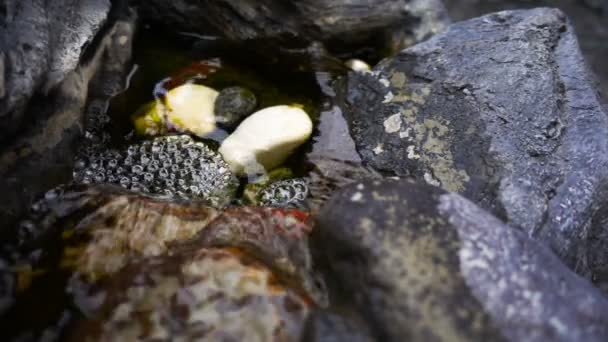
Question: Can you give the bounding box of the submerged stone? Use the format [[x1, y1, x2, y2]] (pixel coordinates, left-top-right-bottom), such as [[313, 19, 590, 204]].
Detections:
[[73, 135, 238, 206], [214, 86, 258, 128], [5, 185, 325, 339], [132, 84, 219, 137], [258, 178, 310, 209], [219, 105, 313, 176]]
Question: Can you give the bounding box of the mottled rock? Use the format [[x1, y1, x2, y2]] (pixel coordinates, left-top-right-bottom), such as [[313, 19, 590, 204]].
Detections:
[[182, 206, 327, 306], [68, 247, 312, 341], [257, 178, 310, 209], [0, 0, 110, 142], [338, 8, 608, 281], [314, 179, 608, 341], [74, 135, 239, 206], [133, 0, 448, 60], [214, 86, 258, 128]]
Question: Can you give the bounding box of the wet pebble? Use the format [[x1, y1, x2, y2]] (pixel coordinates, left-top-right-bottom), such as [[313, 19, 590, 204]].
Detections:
[[214, 86, 257, 128], [258, 178, 310, 209], [219, 105, 313, 176]]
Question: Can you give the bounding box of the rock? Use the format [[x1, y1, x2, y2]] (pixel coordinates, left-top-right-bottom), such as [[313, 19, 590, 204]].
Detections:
[[67, 247, 312, 341], [219, 105, 313, 176], [257, 178, 310, 209], [443, 0, 608, 99], [0, 0, 111, 142], [4, 185, 324, 339], [338, 8, 608, 281], [314, 179, 608, 341], [345, 59, 372, 73], [302, 311, 375, 342], [74, 135, 239, 206], [133, 84, 220, 137], [305, 157, 382, 213], [214, 86, 258, 128], [132, 0, 449, 60], [182, 206, 327, 306], [165, 84, 219, 136], [0, 13, 135, 233]]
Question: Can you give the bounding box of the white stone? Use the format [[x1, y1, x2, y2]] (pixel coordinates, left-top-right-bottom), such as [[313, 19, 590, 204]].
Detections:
[[165, 83, 219, 136], [345, 59, 371, 72], [219, 105, 313, 176]]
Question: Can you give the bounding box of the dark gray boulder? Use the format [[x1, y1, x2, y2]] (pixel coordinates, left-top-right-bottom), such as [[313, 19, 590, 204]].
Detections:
[[338, 8, 608, 283], [131, 0, 449, 59], [0, 12, 135, 233], [314, 178, 608, 341], [0, 0, 111, 142]]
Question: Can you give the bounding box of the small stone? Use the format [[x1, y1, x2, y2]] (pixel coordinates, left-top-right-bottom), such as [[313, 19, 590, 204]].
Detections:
[[131, 84, 219, 137], [214, 86, 257, 128], [258, 178, 309, 209], [219, 105, 313, 176], [345, 59, 371, 72], [165, 84, 219, 136]]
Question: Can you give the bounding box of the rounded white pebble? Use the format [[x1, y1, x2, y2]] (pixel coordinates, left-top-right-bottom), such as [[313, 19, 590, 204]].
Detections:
[[219, 105, 313, 176], [165, 83, 219, 136], [345, 59, 371, 72]]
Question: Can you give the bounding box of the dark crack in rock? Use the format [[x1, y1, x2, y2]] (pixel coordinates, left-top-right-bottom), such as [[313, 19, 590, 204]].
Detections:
[[132, 0, 449, 60], [314, 178, 608, 341], [337, 8, 608, 283], [74, 135, 239, 207]]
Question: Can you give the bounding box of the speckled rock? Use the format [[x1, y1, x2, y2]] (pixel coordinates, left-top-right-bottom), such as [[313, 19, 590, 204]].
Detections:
[[133, 0, 449, 60], [338, 8, 608, 283], [74, 135, 239, 206], [256, 178, 310, 209], [314, 179, 608, 341], [68, 247, 312, 341]]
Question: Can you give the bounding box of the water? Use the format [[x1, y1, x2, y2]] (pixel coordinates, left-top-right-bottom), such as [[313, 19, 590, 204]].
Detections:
[[1, 24, 355, 340]]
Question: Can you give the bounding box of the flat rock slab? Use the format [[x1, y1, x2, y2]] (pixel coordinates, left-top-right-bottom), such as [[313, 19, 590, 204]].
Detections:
[[338, 8, 608, 283], [314, 178, 608, 341]]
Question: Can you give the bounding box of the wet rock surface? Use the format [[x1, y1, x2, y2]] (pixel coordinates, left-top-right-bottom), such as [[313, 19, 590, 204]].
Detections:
[[3, 185, 324, 340], [314, 178, 608, 341], [69, 247, 312, 341], [0, 0, 110, 142], [131, 0, 449, 60], [214, 86, 258, 128], [338, 8, 608, 281], [444, 0, 608, 99], [0, 13, 135, 234], [257, 178, 310, 209]]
